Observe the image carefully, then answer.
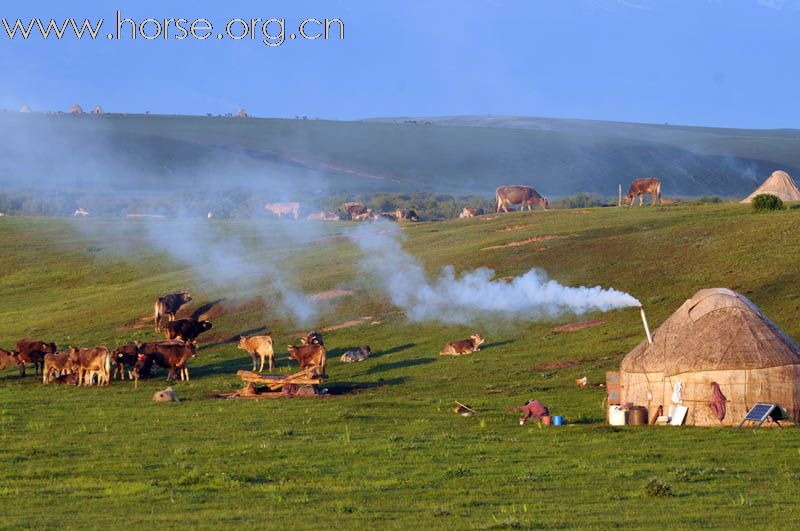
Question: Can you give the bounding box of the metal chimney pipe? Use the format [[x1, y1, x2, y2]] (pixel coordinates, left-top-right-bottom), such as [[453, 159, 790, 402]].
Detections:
[[640, 306, 653, 344]]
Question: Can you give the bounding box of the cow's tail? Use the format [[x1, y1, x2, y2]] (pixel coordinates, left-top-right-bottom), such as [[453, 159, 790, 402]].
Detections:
[[495, 193, 501, 213], [656, 181, 662, 205], [103, 347, 112, 386], [154, 299, 163, 331]]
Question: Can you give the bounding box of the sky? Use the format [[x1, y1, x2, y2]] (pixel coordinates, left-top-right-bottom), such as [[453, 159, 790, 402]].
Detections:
[[0, 0, 798, 128]]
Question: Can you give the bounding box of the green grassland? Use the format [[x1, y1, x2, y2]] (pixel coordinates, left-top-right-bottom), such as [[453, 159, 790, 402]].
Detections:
[[1, 204, 799, 529]]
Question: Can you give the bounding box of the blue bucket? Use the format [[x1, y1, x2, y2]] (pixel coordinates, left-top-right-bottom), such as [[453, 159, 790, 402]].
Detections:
[[552, 415, 563, 426]]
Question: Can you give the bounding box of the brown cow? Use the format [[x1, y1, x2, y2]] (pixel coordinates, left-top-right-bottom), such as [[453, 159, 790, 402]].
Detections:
[[287, 344, 327, 375], [495, 186, 548, 213], [440, 334, 486, 356], [352, 209, 375, 222], [164, 319, 212, 342], [624, 177, 662, 206], [68, 346, 111, 386], [341, 202, 368, 218], [16, 340, 57, 376], [264, 202, 300, 219], [42, 353, 75, 384], [0, 348, 19, 373], [396, 208, 419, 222], [154, 291, 192, 331], [136, 341, 196, 382], [459, 207, 485, 219], [238, 335, 274, 372]]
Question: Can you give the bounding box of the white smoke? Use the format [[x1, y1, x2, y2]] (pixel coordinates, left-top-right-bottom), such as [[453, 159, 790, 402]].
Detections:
[[350, 222, 640, 323]]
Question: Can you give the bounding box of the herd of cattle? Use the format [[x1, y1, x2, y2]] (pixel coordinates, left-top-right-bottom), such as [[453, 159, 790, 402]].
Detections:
[[263, 178, 662, 222]]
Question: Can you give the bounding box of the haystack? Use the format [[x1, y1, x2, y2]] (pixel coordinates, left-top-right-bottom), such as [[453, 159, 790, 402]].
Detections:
[[91, 105, 104, 114], [740, 170, 800, 203], [236, 108, 249, 118], [19, 104, 31, 113], [68, 104, 84, 114], [620, 288, 800, 426]]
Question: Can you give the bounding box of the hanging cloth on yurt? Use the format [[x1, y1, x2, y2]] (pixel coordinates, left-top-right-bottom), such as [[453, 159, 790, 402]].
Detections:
[[708, 381, 727, 421]]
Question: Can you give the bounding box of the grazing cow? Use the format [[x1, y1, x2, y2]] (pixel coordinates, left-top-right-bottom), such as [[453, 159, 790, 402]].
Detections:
[[306, 211, 340, 221], [396, 208, 419, 222], [341, 202, 368, 219], [164, 319, 212, 342], [459, 207, 484, 219], [16, 340, 57, 376], [42, 353, 75, 384], [624, 177, 662, 206], [112, 342, 140, 380], [136, 341, 197, 382], [238, 335, 275, 372], [340, 346, 372, 363], [264, 202, 300, 220], [0, 348, 19, 372], [287, 344, 327, 375], [495, 186, 548, 213], [154, 291, 192, 331], [440, 334, 486, 356], [300, 331, 324, 347], [68, 346, 112, 386]]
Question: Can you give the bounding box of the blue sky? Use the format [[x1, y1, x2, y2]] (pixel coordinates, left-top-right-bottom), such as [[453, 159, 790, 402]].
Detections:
[[0, 0, 798, 128]]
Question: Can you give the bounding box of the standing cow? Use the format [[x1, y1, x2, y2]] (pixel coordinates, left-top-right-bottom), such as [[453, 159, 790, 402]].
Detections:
[[136, 341, 197, 382], [238, 335, 275, 372], [495, 186, 548, 213], [154, 291, 192, 331], [264, 202, 300, 220], [624, 178, 662, 206], [287, 344, 327, 375], [164, 319, 212, 342], [68, 346, 112, 386], [16, 340, 57, 376]]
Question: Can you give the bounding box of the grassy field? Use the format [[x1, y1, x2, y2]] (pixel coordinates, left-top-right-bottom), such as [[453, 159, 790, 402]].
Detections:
[[1, 204, 799, 529]]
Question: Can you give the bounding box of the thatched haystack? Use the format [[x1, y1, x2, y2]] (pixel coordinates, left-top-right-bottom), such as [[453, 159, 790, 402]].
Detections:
[[68, 104, 84, 114], [19, 104, 31, 113], [236, 108, 249, 118], [91, 105, 104, 114], [740, 170, 800, 203], [620, 288, 800, 426]]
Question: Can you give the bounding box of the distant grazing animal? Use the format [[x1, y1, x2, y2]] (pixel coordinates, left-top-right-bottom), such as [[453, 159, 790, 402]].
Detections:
[[16, 340, 57, 376], [340, 346, 372, 363], [396, 208, 419, 222], [495, 185, 548, 213], [287, 344, 327, 375], [68, 346, 112, 386], [135, 341, 196, 382], [0, 348, 19, 372], [164, 319, 212, 342], [264, 202, 300, 220], [380, 212, 399, 221], [352, 209, 374, 222], [42, 353, 75, 384], [300, 331, 324, 347], [440, 334, 486, 356], [624, 177, 662, 206], [459, 207, 484, 218], [112, 342, 140, 380], [306, 211, 340, 221], [341, 202, 368, 218], [238, 335, 275, 372], [154, 291, 192, 331]]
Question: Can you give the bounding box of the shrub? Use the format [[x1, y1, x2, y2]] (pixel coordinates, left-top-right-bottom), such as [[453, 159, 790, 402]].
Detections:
[[752, 194, 785, 212], [644, 477, 674, 497]]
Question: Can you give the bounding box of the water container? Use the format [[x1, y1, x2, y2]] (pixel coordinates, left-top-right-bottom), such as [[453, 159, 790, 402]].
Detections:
[[552, 415, 563, 426], [609, 405, 626, 426], [541, 415, 552, 426], [629, 406, 648, 426]]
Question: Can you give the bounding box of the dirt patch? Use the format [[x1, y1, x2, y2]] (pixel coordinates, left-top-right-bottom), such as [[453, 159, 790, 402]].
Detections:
[[530, 359, 582, 371], [320, 316, 373, 332], [552, 319, 606, 333], [480, 215, 500, 221], [311, 289, 353, 302], [481, 235, 557, 251], [571, 209, 592, 215], [496, 224, 527, 232]]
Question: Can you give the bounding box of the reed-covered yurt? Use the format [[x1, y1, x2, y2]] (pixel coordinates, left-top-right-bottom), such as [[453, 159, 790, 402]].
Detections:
[[740, 170, 800, 203], [620, 288, 800, 426]]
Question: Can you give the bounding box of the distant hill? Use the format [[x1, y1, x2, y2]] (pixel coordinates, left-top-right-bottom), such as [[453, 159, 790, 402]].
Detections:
[[1, 111, 799, 199]]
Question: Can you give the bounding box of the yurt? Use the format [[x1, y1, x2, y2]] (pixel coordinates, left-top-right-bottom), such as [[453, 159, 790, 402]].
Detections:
[[235, 108, 249, 118], [740, 170, 800, 203], [620, 288, 800, 426], [91, 105, 104, 114], [19, 104, 31, 113], [68, 103, 84, 114]]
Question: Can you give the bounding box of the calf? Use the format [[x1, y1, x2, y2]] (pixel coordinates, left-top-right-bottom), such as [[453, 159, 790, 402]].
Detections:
[[0, 348, 19, 373], [300, 331, 324, 347], [164, 319, 212, 342], [68, 346, 112, 386], [112, 342, 140, 380], [42, 353, 75, 384], [459, 207, 484, 219], [287, 344, 327, 375], [16, 340, 57, 377], [440, 334, 486, 356], [136, 341, 196, 382], [238, 335, 274, 372]]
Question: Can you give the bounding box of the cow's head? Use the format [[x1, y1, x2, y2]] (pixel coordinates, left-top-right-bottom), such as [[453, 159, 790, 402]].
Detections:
[[47, 342, 57, 354], [237, 336, 248, 349], [68, 347, 79, 361], [181, 291, 192, 303], [200, 321, 212, 332], [623, 194, 634, 206], [470, 334, 486, 347], [287, 345, 299, 360]]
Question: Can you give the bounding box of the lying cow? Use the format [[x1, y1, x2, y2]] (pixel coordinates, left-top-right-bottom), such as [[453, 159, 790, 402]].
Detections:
[[238, 335, 274, 372], [16, 340, 57, 376], [42, 353, 75, 384], [164, 319, 212, 342], [306, 211, 340, 221], [287, 344, 327, 375], [495, 185, 548, 213], [68, 346, 112, 386], [154, 291, 192, 331], [440, 334, 486, 356], [135, 341, 197, 383], [459, 207, 484, 218], [624, 177, 662, 206], [352, 209, 375, 222], [340, 346, 372, 363]]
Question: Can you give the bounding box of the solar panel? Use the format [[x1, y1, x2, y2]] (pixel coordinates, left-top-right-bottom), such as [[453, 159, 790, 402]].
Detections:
[[737, 403, 785, 430]]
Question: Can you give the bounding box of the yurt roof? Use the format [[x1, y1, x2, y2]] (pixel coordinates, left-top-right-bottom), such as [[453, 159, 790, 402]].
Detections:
[[19, 104, 31, 113], [740, 170, 800, 203], [621, 288, 800, 375], [68, 104, 83, 114]]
